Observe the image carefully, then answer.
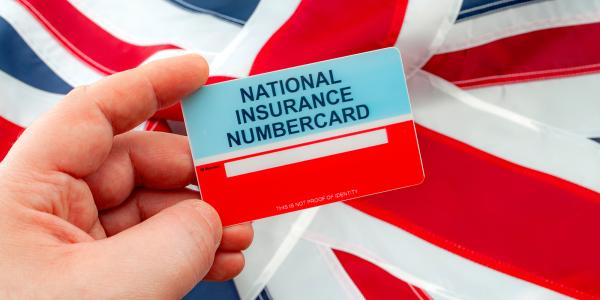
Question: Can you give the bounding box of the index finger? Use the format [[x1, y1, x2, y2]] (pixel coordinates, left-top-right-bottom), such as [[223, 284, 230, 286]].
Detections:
[[4, 54, 208, 177]]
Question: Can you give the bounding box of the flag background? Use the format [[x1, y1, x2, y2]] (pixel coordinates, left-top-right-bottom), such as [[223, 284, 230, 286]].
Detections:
[[1, 0, 600, 299]]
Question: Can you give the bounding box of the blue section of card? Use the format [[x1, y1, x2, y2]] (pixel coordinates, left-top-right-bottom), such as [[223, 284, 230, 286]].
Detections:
[[183, 47, 411, 160]]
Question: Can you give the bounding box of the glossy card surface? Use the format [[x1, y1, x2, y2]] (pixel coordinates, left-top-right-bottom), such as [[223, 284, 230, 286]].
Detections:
[[183, 48, 424, 225]]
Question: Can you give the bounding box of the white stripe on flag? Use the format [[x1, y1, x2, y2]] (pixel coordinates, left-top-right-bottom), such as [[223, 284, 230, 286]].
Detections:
[[396, 0, 462, 77], [0, 1, 102, 87], [234, 209, 319, 300], [224, 129, 388, 177], [0, 70, 62, 127], [411, 70, 600, 193], [438, 0, 600, 53], [301, 203, 570, 300], [467, 72, 600, 138], [0, 65, 145, 132], [265, 240, 363, 300], [69, 0, 241, 63], [210, 0, 301, 78]]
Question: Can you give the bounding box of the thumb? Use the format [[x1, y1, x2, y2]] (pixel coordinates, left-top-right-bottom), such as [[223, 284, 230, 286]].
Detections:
[[78, 200, 222, 299]]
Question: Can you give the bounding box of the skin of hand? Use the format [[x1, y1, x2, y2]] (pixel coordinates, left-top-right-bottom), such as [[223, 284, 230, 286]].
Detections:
[[0, 54, 253, 299]]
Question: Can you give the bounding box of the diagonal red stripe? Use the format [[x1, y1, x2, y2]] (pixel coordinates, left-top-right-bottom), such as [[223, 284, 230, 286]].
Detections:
[[18, 0, 178, 75], [334, 249, 431, 300], [144, 119, 172, 133], [0, 117, 25, 161], [250, 0, 408, 75], [423, 22, 600, 88], [346, 125, 600, 299]]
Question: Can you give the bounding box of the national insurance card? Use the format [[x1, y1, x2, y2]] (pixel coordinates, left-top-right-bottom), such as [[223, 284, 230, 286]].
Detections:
[[183, 48, 424, 225]]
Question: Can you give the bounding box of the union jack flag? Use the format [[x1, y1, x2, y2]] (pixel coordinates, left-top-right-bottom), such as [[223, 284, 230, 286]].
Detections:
[[1, 0, 599, 299]]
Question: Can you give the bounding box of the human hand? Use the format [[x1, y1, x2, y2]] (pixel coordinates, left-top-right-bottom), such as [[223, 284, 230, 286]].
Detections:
[[0, 55, 253, 299]]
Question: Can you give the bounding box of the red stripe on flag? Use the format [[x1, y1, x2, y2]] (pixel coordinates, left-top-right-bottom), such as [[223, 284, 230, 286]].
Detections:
[[334, 249, 431, 300], [346, 125, 600, 299], [152, 105, 184, 124], [144, 119, 172, 133], [18, 0, 178, 74], [0, 117, 24, 161], [250, 0, 408, 74], [423, 22, 600, 88]]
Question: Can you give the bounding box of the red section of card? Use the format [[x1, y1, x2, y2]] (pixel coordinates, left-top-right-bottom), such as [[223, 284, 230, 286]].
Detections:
[[196, 121, 423, 225]]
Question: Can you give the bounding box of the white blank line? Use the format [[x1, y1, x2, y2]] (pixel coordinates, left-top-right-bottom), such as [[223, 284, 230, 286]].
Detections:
[[225, 129, 388, 177]]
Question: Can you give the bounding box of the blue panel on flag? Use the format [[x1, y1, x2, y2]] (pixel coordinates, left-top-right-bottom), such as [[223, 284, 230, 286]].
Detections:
[[184, 280, 241, 300], [458, 0, 540, 21], [255, 288, 273, 300], [169, 0, 260, 25], [0, 17, 72, 94]]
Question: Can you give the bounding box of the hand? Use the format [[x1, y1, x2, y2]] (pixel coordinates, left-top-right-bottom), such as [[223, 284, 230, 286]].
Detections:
[[0, 55, 253, 299]]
